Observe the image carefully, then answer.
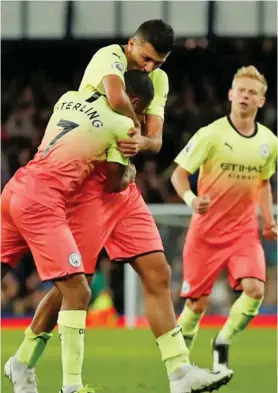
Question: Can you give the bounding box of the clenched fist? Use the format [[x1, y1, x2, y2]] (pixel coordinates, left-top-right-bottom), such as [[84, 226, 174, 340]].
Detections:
[[262, 223, 277, 241], [192, 195, 211, 215]]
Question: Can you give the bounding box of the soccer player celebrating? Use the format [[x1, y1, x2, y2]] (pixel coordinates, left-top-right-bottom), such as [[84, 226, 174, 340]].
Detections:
[[171, 66, 277, 375], [2, 71, 154, 393], [3, 20, 232, 393]]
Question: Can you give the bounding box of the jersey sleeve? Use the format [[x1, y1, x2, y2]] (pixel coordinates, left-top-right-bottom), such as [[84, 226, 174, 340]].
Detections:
[[79, 46, 127, 94], [174, 127, 213, 174], [107, 144, 129, 166], [146, 70, 169, 120], [261, 139, 277, 180], [107, 118, 133, 165]]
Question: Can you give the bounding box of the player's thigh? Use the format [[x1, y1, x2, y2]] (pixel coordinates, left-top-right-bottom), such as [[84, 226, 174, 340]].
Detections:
[[10, 194, 84, 281], [105, 194, 163, 261], [227, 234, 266, 290], [181, 241, 228, 299], [1, 187, 28, 267], [67, 194, 118, 275]]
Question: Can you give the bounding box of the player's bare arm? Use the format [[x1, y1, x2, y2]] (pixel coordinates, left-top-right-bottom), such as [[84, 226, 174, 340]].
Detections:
[[104, 162, 131, 193], [259, 179, 277, 240], [171, 166, 211, 214], [102, 75, 141, 132], [105, 162, 136, 193]]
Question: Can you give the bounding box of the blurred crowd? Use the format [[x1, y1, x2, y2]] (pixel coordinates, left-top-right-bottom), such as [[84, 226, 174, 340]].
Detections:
[[1, 37, 277, 317]]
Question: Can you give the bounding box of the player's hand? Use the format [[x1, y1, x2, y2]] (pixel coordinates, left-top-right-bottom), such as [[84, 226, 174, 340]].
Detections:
[[262, 223, 277, 240], [117, 126, 146, 158], [192, 195, 211, 214]]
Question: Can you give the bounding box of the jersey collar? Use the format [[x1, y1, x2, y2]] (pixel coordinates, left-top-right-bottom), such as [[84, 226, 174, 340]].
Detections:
[[227, 115, 258, 138]]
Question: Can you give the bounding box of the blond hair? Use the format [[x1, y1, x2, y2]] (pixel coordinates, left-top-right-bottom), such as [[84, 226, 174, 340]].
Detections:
[[233, 65, 268, 95]]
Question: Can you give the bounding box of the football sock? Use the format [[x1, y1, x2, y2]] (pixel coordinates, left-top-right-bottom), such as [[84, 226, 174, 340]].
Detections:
[[178, 305, 204, 351], [58, 310, 87, 387], [156, 326, 190, 376], [15, 326, 52, 368], [217, 292, 263, 343]]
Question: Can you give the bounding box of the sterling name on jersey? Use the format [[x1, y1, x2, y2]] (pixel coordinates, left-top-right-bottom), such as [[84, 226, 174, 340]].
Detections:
[[175, 116, 277, 243], [9, 91, 131, 209]]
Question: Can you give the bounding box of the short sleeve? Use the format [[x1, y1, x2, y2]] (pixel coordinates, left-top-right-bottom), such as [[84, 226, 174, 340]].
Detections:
[[261, 141, 277, 180], [79, 46, 127, 94], [146, 69, 169, 120], [107, 144, 129, 166], [174, 127, 212, 174]]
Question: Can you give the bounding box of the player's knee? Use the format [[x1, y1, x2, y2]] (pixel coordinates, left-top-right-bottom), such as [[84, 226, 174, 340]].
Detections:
[[155, 261, 171, 290], [74, 280, 91, 309], [187, 296, 209, 314], [143, 255, 171, 294], [243, 279, 264, 300], [56, 274, 91, 309]]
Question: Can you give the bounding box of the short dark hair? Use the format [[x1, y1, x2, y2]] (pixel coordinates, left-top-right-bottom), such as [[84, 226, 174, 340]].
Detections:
[[125, 70, 154, 108], [134, 19, 175, 54]]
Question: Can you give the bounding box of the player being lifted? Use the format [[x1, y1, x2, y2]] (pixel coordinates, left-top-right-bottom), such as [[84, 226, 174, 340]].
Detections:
[[1, 71, 154, 393], [171, 66, 277, 376], [2, 20, 232, 393]]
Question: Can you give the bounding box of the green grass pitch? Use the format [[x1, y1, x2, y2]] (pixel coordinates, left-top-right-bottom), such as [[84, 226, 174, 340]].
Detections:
[[1, 328, 277, 393]]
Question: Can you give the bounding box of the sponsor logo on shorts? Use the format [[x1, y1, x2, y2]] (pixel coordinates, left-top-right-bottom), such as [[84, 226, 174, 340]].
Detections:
[[112, 62, 124, 73], [68, 252, 81, 268], [259, 144, 270, 157], [182, 281, 191, 294]]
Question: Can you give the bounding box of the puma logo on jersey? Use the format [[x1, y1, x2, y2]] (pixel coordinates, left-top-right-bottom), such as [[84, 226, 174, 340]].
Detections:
[[113, 53, 121, 60], [224, 143, 233, 151]]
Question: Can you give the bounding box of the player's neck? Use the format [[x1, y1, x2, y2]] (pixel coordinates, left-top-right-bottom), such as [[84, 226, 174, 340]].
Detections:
[[229, 112, 256, 137], [122, 45, 129, 61], [122, 45, 134, 69]]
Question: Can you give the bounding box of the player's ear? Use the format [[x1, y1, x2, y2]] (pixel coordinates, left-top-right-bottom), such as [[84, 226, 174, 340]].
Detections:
[[228, 89, 233, 102], [127, 38, 135, 52], [258, 96, 266, 108], [130, 97, 140, 110]]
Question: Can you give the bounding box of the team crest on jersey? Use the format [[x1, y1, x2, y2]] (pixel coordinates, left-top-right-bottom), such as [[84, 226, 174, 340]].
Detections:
[[112, 62, 124, 73], [259, 144, 270, 157], [68, 252, 81, 268], [182, 281, 191, 294], [182, 142, 193, 156]]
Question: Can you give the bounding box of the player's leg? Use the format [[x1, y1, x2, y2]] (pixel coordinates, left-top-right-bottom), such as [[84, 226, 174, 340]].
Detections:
[[1, 186, 29, 280], [4, 194, 92, 393], [131, 252, 232, 392], [10, 185, 117, 384], [213, 237, 265, 372], [130, 251, 189, 358], [9, 274, 94, 386], [55, 274, 91, 393], [216, 278, 264, 343], [177, 242, 224, 351], [105, 191, 233, 392], [178, 296, 209, 350]]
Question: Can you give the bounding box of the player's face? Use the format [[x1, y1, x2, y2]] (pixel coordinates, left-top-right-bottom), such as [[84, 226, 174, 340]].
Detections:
[[228, 77, 265, 117], [127, 38, 169, 73], [130, 97, 147, 115]]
